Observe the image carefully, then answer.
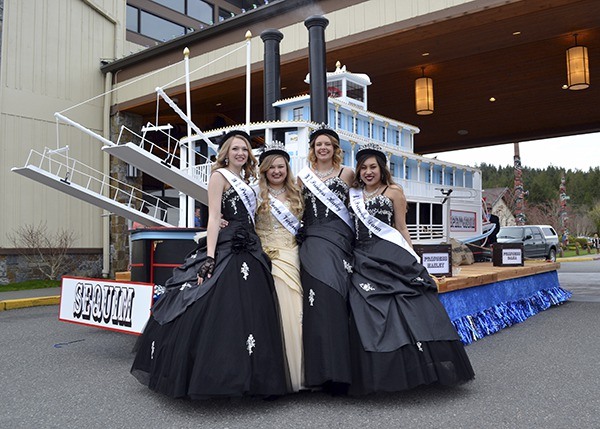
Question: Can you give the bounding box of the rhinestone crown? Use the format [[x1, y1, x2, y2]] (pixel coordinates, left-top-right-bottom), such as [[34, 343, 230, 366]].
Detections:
[[264, 140, 286, 152]]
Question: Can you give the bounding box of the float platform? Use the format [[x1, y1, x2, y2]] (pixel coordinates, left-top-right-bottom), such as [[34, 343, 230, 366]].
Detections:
[[437, 261, 570, 344]]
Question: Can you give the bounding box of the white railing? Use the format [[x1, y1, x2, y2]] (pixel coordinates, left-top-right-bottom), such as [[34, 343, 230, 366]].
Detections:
[[188, 163, 213, 188], [407, 224, 445, 242], [23, 148, 177, 222], [118, 124, 212, 174]]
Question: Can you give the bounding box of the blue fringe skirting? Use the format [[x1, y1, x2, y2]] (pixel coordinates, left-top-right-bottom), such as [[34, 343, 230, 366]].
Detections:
[[438, 270, 571, 345]]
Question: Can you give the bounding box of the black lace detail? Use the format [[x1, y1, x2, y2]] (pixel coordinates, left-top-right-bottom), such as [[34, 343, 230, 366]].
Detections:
[[221, 186, 253, 225], [352, 194, 395, 241], [302, 177, 350, 226]]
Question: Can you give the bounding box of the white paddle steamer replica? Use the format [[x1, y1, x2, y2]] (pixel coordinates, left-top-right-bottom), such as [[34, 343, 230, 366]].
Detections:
[[11, 16, 568, 344]]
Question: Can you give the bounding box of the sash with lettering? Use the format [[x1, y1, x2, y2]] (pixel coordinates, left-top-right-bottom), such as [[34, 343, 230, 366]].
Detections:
[[349, 187, 420, 263], [298, 166, 354, 231], [217, 168, 256, 224], [269, 196, 301, 235]]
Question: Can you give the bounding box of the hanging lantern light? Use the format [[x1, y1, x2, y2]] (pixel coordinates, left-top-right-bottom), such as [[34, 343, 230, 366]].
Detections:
[[415, 67, 434, 115], [566, 34, 590, 90]]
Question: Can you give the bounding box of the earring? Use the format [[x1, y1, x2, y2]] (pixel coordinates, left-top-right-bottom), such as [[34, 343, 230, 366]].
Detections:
[[225, 158, 229, 165]]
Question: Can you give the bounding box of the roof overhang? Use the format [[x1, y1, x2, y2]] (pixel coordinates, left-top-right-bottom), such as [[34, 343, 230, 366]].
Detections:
[[105, 0, 600, 155]]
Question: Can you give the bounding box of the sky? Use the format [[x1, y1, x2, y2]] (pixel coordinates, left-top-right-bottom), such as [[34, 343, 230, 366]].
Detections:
[[424, 132, 600, 171]]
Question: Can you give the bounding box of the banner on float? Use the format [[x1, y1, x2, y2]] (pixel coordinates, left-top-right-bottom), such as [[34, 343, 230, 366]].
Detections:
[[59, 276, 153, 335], [450, 210, 477, 232]]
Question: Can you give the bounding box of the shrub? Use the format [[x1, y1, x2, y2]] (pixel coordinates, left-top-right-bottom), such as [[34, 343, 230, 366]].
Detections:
[[7, 222, 77, 281]]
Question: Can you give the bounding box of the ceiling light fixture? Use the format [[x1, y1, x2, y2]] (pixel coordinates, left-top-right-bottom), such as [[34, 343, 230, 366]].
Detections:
[[566, 33, 590, 90], [415, 67, 434, 115]]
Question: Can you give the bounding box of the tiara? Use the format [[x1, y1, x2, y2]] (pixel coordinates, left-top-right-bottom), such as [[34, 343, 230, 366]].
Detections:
[[263, 140, 286, 152], [356, 142, 387, 163], [357, 142, 384, 153]]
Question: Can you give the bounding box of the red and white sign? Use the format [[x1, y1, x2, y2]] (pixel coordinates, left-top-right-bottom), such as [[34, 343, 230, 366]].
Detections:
[[59, 276, 153, 335]]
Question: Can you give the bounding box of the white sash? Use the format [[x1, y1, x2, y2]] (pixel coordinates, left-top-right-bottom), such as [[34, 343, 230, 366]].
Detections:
[[298, 166, 354, 231], [349, 187, 420, 262], [269, 196, 301, 235], [217, 168, 256, 224]]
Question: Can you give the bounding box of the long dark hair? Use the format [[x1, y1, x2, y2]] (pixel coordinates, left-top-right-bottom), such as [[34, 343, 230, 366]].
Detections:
[[352, 155, 394, 188]]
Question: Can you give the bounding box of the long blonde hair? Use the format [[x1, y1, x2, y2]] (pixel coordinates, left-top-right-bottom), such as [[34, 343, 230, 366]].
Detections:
[[212, 135, 257, 183], [308, 134, 343, 169], [257, 154, 303, 218]]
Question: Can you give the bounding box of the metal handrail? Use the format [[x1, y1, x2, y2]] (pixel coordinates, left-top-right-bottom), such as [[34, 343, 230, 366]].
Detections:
[[24, 148, 177, 222]]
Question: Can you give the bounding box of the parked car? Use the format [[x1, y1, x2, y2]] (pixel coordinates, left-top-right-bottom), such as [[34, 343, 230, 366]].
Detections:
[[496, 225, 559, 261]]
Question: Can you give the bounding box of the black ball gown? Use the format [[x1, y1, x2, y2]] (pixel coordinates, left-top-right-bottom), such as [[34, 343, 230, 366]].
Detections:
[[299, 175, 353, 390], [348, 192, 475, 395], [131, 186, 288, 399]]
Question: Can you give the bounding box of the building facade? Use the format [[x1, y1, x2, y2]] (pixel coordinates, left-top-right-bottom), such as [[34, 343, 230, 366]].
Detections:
[[4, 0, 574, 282]]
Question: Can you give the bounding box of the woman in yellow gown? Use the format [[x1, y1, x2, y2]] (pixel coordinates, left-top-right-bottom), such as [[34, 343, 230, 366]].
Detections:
[[255, 142, 305, 392]]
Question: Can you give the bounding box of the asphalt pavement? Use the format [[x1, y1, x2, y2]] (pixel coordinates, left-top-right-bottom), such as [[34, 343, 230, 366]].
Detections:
[[1, 257, 599, 428]]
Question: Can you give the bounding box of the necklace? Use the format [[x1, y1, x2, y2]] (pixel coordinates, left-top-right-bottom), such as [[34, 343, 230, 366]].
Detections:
[[363, 185, 382, 200], [313, 166, 334, 179], [226, 168, 243, 179], [268, 186, 287, 197]]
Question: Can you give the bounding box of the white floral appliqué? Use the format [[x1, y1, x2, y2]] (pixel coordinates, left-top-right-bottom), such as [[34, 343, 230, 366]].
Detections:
[[343, 259, 353, 273], [416, 341, 423, 352], [179, 282, 192, 291], [246, 334, 256, 355], [308, 289, 315, 306], [360, 282, 375, 292], [230, 196, 239, 215], [154, 285, 165, 297], [241, 262, 250, 280], [150, 341, 155, 360]]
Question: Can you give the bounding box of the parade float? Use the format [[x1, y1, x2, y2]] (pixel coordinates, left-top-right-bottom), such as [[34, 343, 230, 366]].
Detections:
[[11, 16, 568, 341]]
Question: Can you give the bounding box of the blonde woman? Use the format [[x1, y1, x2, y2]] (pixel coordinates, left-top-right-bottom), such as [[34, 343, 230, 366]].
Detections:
[[132, 130, 287, 399], [296, 126, 354, 395], [255, 142, 304, 392]]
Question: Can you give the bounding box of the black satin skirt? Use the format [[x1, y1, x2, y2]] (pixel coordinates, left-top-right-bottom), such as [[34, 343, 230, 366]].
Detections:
[[131, 251, 288, 399], [301, 269, 352, 389]]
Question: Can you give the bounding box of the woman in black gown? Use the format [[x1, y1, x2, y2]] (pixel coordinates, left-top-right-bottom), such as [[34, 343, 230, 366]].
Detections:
[[131, 130, 288, 399], [347, 143, 475, 395], [296, 126, 355, 394]]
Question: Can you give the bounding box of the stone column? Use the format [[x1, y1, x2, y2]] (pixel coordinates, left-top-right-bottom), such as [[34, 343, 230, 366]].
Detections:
[[109, 111, 143, 276]]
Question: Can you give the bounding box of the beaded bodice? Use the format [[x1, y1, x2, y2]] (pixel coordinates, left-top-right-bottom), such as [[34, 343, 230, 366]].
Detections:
[[221, 185, 254, 225], [352, 194, 395, 242], [255, 199, 298, 248], [302, 176, 350, 226]]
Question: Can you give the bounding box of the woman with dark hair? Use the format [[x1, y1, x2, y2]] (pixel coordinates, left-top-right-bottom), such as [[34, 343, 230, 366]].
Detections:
[[255, 141, 305, 392], [131, 130, 288, 399], [347, 143, 474, 395], [296, 126, 354, 395]]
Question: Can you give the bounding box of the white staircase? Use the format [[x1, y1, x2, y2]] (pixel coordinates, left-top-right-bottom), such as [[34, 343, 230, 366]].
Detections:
[[12, 148, 176, 227]]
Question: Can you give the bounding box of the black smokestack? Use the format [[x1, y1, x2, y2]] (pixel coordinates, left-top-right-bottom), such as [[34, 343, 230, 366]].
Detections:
[[304, 15, 329, 125], [260, 29, 284, 123]]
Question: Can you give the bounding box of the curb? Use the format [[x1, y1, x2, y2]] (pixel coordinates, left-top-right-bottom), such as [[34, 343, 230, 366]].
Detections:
[[0, 296, 60, 311], [556, 256, 600, 262]]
